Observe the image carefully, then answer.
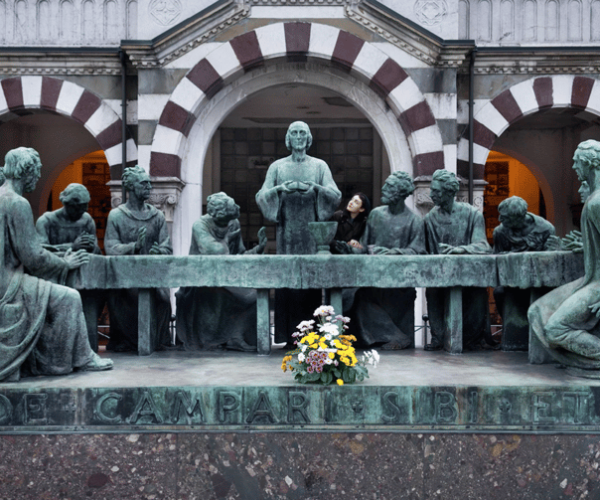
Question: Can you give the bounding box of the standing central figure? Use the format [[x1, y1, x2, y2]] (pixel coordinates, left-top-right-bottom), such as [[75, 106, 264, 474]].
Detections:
[[256, 121, 341, 344]]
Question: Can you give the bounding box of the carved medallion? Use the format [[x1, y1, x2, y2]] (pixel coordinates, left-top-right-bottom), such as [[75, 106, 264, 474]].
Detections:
[[149, 0, 182, 26], [414, 0, 448, 26]]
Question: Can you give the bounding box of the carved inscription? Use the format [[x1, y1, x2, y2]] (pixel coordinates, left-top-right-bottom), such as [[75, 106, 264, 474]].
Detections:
[[382, 392, 402, 423], [246, 392, 277, 424], [218, 391, 241, 424], [435, 391, 458, 424], [288, 392, 310, 424], [127, 391, 163, 425], [171, 391, 204, 425], [532, 393, 556, 424], [95, 392, 123, 424], [24, 394, 48, 425]]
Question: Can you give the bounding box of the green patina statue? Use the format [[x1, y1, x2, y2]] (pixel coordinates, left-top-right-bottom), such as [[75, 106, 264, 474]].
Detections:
[[104, 166, 173, 352], [424, 169, 494, 351], [256, 121, 341, 345], [36, 183, 104, 351], [337, 171, 426, 349], [529, 140, 600, 377], [36, 183, 101, 255], [493, 196, 560, 351], [0, 147, 112, 381], [176, 192, 267, 351]]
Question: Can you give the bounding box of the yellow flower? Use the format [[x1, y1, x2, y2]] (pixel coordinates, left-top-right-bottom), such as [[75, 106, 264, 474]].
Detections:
[[328, 352, 335, 359], [337, 379, 344, 386]]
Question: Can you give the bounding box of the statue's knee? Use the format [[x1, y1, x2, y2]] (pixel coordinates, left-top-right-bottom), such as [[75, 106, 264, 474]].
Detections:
[[544, 320, 569, 345]]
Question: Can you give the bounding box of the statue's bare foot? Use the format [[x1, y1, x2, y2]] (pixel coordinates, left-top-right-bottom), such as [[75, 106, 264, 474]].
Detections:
[[80, 353, 114, 371], [225, 339, 256, 352], [424, 342, 443, 351], [381, 340, 410, 350]]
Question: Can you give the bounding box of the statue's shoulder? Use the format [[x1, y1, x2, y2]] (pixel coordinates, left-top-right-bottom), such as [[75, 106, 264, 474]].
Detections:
[[306, 155, 328, 168]]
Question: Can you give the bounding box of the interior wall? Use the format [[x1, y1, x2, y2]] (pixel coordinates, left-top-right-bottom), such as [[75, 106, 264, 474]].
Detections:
[[0, 113, 100, 216], [493, 127, 585, 237]]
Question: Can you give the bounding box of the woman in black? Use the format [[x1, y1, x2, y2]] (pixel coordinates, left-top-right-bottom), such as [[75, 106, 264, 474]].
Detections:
[[330, 193, 371, 252]]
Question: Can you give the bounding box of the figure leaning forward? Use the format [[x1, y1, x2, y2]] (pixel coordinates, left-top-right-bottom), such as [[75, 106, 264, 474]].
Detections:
[[0, 147, 112, 381]]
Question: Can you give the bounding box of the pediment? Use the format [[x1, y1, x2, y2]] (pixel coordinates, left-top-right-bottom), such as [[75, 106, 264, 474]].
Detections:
[[122, 0, 471, 69]]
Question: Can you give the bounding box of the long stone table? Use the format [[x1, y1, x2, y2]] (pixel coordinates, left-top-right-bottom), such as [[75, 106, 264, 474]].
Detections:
[[70, 252, 583, 356]]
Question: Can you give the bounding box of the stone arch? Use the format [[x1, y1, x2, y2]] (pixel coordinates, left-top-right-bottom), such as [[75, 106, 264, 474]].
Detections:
[[149, 21, 444, 180], [0, 75, 137, 170], [457, 75, 600, 179]]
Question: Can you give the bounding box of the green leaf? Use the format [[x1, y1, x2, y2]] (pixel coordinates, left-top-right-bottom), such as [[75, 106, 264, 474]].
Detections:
[[320, 371, 333, 385]]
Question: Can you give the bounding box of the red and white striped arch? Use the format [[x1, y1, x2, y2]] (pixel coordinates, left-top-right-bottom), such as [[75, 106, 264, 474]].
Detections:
[[458, 75, 600, 179], [0, 76, 137, 169], [150, 21, 444, 179]]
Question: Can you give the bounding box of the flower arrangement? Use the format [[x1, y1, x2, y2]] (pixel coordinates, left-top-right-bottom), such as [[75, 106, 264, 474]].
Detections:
[[281, 305, 379, 385]]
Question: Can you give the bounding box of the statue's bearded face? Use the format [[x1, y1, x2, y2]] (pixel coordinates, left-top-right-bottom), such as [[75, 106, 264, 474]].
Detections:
[[573, 153, 589, 182], [131, 174, 152, 201], [429, 179, 454, 207], [64, 201, 89, 221]]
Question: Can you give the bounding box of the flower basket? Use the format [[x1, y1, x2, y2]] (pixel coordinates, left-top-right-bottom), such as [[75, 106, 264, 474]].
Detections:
[[281, 305, 379, 385]]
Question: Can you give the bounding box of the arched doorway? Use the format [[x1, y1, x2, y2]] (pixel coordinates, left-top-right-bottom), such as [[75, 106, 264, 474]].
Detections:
[[199, 83, 393, 253], [0, 110, 101, 216]]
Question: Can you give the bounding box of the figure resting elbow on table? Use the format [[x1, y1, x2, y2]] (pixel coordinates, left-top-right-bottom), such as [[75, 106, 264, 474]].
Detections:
[[176, 192, 267, 351]]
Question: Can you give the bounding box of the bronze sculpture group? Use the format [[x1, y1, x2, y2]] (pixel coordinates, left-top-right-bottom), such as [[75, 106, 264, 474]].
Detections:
[[0, 123, 598, 381]]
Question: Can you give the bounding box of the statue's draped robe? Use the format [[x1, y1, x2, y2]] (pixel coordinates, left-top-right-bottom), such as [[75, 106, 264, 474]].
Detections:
[[256, 156, 341, 343], [0, 188, 94, 381], [35, 209, 104, 350], [424, 202, 493, 348], [36, 211, 101, 254], [529, 190, 600, 368], [176, 217, 259, 350], [104, 204, 172, 351], [350, 206, 425, 348], [493, 213, 556, 350]]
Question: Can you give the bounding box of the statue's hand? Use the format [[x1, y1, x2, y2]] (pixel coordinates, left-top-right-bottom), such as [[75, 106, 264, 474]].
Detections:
[[303, 181, 320, 193], [73, 233, 96, 252], [148, 242, 161, 255], [334, 241, 353, 254], [278, 181, 295, 193], [257, 227, 267, 251], [372, 245, 390, 255], [590, 301, 600, 318], [440, 243, 465, 254], [135, 227, 147, 253], [63, 248, 90, 270], [545, 235, 562, 251]]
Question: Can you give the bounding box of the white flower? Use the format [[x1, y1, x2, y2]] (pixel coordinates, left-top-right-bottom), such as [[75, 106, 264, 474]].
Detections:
[[301, 344, 308, 352], [319, 323, 339, 335], [296, 320, 315, 332], [298, 353, 305, 362], [335, 315, 351, 324], [313, 305, 335, 317], [325, 316, 332, 321], [324, 334, 332, 341], [325, 358, 333, 365], [362, 349, 380, 368]]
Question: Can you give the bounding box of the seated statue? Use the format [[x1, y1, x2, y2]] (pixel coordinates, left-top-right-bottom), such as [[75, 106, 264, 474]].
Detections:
[[336, 172, 425, 349], [176, 192, 267, 351], [424, 169, 494, 351], [36, 183, 104, 351], [529, 140, 600, 377], [36, 183, 101, 255], [493, 196, 560, 351], [104, 166, 172, 352], [0, 147, 112, 381]]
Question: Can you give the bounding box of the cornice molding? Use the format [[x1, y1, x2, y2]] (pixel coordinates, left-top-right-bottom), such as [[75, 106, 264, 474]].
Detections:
[[0, 54, 122, 76], [122, 0, 250, 68]]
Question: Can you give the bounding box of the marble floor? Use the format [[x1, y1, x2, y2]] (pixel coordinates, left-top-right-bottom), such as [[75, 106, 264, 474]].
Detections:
[[8, 348, 597, 390]]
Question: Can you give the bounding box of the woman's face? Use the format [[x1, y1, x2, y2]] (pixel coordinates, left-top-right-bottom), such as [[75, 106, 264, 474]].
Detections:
[[346, 195, 365, 214]]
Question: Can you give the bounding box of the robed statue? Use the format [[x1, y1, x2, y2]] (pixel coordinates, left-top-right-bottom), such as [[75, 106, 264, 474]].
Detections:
[[256, 121, 341, 345]]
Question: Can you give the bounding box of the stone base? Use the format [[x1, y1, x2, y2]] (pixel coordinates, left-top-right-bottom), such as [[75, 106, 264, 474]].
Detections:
[[567, 367, 600, 379], [1, 432, 599, 499]]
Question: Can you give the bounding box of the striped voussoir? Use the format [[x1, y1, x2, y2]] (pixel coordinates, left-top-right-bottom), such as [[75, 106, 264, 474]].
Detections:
[[0, 76, 137, 170], [457, 75, 600, 180], [150, 21, 444, 178]]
